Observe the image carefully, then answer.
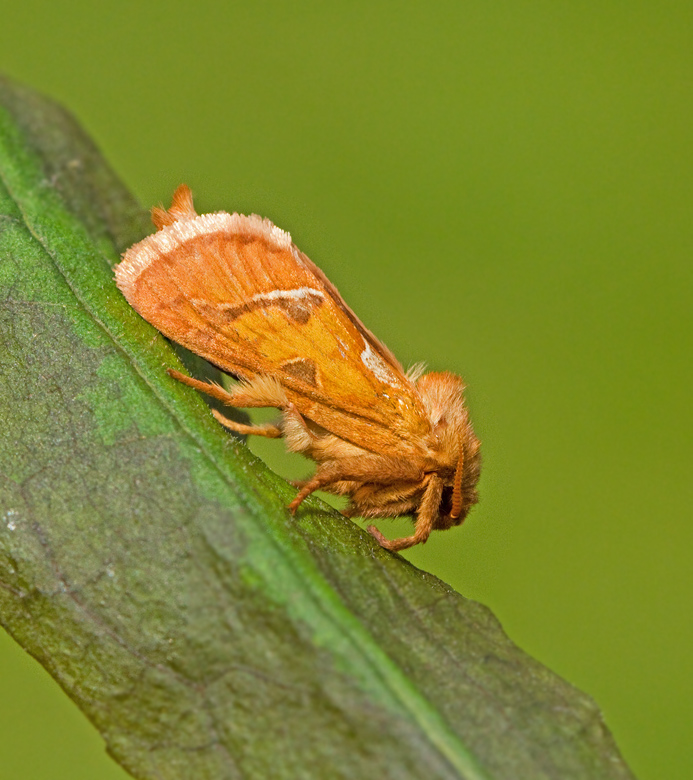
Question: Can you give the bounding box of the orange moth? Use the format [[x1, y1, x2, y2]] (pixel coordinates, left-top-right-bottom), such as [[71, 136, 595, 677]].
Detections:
[[115, 186, 481, 551]]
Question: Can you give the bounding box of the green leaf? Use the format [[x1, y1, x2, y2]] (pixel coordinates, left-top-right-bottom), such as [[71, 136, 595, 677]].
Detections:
[[0, 75, 635, 780]]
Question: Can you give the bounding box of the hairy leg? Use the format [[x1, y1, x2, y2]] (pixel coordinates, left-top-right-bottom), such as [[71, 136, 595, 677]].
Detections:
[[367, 475, 443, 552], [288, 470, 338, 513], [211, 409, 282, 438], [168, 369, 284, 438], [286, 457, 363, 513]]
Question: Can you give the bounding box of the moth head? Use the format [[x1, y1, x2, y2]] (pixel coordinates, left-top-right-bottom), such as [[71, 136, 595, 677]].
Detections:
[[416, 371, 482, 527]]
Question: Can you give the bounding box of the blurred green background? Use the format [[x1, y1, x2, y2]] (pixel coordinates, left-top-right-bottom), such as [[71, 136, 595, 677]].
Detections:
[[1, 2, 691, 778]]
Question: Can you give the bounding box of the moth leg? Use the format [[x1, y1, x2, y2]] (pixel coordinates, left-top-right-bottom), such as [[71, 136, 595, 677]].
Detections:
[[168, 369, 241, 404], [210, 409, 282, 439], [168, 369, 287, 408], [368, 475, 443, 552], [288, 475, 329, 514], [288, 465, 343, 514], [168, 369, 284, 438]]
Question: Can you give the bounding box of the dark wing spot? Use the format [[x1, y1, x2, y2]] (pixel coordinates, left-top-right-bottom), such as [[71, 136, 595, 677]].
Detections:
[[282, 358, 319, 387], [272, 292, 324, 324], [196, 290, 324, 324], [279, 298, 312, 325]]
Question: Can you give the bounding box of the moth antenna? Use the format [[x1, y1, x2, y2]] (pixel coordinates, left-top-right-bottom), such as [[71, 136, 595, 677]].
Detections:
[[449, 439, 465, 520], [151, 184, 197, 230]]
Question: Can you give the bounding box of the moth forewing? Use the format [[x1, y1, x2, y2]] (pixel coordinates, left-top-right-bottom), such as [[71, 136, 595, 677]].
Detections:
[[115, 185, 481, 551]]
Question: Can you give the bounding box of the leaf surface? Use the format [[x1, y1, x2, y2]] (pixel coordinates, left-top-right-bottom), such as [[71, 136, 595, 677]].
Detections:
[[0, 76, 635, 780]]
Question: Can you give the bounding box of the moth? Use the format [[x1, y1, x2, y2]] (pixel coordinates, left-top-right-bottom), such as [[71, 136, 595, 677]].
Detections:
[[115, 185, 481, 551]]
